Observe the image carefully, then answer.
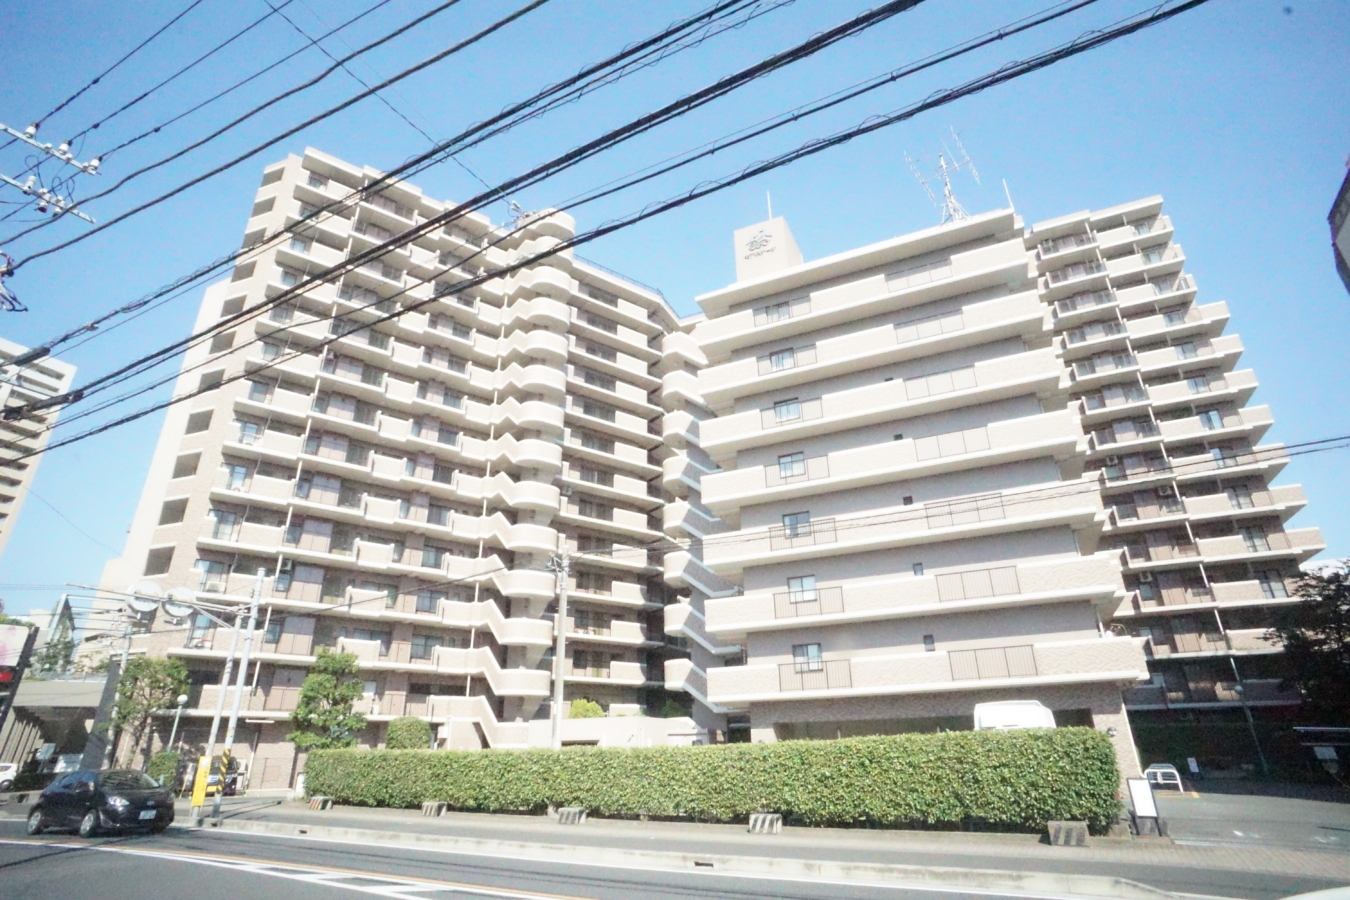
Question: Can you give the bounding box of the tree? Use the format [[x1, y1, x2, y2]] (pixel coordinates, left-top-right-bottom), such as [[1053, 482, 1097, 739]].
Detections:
[[385, 716, 432, 749], [568, 698, 604, 719], [111, 657, 189, 767], [29, 637, 75, 678], [1268, 570, 1350, 715], [288, 649, 366, 750]]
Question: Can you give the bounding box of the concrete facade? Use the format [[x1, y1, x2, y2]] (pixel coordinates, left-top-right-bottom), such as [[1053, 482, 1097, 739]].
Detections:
[[674, 198, 1324, 774], [0, 337, 76, 559], [1332, 167, 1350, 296], [98, 149, 710, 785]]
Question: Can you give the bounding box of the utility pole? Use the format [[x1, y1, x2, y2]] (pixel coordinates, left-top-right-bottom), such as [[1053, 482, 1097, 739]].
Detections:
[[548, 534, 570, 750], [213, 569, 263, 818], [0, 121, 99, 223], [101, 620, 134, 768], [193, 605, 241, 818]]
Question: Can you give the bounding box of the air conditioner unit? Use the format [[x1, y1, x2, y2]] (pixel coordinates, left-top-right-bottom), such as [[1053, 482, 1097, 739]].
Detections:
[[1156, 485, 1176, 498], [279, 559, 294, 573], [1138, 572, 1154, 583]]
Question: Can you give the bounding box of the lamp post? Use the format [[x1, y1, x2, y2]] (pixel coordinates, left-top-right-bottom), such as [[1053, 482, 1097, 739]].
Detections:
[[167, 693, 188, 753]]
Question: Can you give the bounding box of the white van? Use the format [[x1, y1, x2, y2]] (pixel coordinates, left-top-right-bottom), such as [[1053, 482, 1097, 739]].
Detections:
[[973, 701, 1056, 731]]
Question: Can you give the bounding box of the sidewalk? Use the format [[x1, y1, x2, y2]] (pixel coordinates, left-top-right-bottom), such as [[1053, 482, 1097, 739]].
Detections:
[[178, 797, 1350, 900]]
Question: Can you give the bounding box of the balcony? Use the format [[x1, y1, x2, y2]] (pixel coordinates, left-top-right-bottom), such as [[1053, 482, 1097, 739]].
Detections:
[[1184, 483, 1306, 523], [663, 602, 740, 655], [1171, 442, 1287, 483], [1210, 578, 1298, 605], [706, 636, 1147, 706], [1095, 215, 1173, 252], [1114, 274, 1197, 311], [1125, 301, 1229, 343], [697, 292, 1045, 409], [1159, 405, 1272, 446], [1106, 243, 1185, 281], [705, 552, 1122, 636], [1147, 369, 1259, 411], [702, 409, 1083, 515], [694, 234, 1029, 360], [703, 478, 1105, 575], [1197, 527, 1324, 564], [699, 348, 1063, 464], [664, 657, 713, 704], [1123, 678, 1299, 709], [1135, 333, 1244, 378]]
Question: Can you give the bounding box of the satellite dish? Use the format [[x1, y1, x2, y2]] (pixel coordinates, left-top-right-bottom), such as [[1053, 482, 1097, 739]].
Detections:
[[162, 587, 197, 620], [126, 595, 160, 615], [125, 580, 165, 615]]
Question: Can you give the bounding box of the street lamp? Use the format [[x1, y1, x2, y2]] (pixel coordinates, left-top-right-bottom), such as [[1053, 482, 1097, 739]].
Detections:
[[168, 693, 189, 753]]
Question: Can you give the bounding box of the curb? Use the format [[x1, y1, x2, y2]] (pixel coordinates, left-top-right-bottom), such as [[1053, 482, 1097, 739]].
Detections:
[[194, 816, 1200, 900]]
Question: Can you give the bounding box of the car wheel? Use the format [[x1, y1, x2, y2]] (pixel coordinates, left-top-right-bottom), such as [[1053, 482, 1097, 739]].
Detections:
[[25, 810, 44, 836], [78, 810, 100, 838]]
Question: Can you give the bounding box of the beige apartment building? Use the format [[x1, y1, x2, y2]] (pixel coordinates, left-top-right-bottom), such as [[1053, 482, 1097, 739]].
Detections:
[[672, 197, 1323, 771], [0, 337, 77, 559], [100, 149, 708, 786]]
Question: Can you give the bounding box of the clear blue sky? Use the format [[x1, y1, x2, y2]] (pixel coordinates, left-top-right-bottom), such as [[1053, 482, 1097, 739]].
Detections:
[[0, 0, 1346, 618]]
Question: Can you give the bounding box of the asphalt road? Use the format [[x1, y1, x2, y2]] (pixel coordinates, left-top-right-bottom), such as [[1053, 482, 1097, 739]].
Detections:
[[1155, 791, 1350, 853], [0, 821, 1089, 900]]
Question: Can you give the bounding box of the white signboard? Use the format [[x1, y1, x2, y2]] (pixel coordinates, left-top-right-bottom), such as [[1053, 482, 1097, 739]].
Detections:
[[1127, 777, 1158, 818], [0, 623, 30, 666], [1186, 757, 1200, 773]]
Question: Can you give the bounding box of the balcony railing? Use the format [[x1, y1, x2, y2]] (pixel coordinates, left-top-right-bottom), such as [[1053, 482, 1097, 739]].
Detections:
[[1046, 260, 1105, 285], [773, 586, 845, 619], [1039, 232, 1096, 256], [1055, 289, 1115, 317], [760, 398, 823, 429], [925, 493, 1004, 529], [778, 659, 852, 692], [935, 566, 1019, 602], [949, 644, 1037, 681], [757, 345, 817, 376], [894, 309, 963, 345], [764, 454, 829, 487], [768, 518, 837, 551]]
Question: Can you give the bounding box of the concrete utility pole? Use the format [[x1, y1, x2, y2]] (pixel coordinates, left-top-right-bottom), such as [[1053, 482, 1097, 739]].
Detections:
[[549, 534, 570, 750], [101, 621, 134, 768], [213, 569, 263, 818]]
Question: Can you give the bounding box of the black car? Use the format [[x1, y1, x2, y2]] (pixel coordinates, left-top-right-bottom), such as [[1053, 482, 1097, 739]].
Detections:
[[26, 769, 175, 837]]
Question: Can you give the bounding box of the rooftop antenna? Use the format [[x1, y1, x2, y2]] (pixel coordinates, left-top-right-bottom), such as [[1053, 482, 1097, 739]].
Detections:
[[906, 128, 981, 224]]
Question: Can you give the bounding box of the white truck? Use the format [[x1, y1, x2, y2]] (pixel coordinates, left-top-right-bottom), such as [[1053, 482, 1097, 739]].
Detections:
[[973, 700, 1056, 731]]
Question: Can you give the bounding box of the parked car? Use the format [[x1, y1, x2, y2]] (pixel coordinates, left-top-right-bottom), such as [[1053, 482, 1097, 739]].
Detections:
[[1144, 763, 1185, 791], [26, 769, 175, 837], [0, 762, 16, 791]]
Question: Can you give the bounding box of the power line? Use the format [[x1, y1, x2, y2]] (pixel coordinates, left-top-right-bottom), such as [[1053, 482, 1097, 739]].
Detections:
[[94, 0, 402, 161], [2, 0, 788, 359], [25, 0, 1211, 448], [36, 0, 209, 127], [64, 0, 303, 144], [25, 488, 121, 554]]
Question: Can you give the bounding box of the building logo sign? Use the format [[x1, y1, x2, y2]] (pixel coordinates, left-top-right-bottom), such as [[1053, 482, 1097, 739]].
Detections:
[[743, 230, 775, 260]]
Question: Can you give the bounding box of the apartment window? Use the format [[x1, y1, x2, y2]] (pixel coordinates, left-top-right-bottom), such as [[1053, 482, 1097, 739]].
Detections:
[[410, 634, 442, 660], [581, 399, 616, 422], [777, 452, 806, 480], [768, 348, 796, 372], [289, 237, 311, 254], [1257, 570, 1289, 599], [187, 613, 212, 647], [1211, 447, 1240, 468], [259, 342, 282, 361], [893, 433, 904, 441], [224, 464, 248, 493], [432, 463, 455, 485], [210, 509, 239, 541], [1240, 526, 1270, 553], [792, 643, 824, 673], [579, 466, 613, 487], [580, 432, 615, 454], [1175, 341, 1198, 360], [577, 499, 613, 521], [923, 634, 936, 652], [264, 619, 283, 645], [756, 300, 792, 324], [247, 380, 271, 403], [195, 559, 229, 592], [786, 575, 818, 604], [278, 268, 301, 288], [172, 453, 201, 479], [581, 368, 617, 391], [428, 505, 451, 526], [158, 499, 187, 525], [236, 420, 262, 445], [269, 304, 294, 323], [902, 496, 913, 506], [781, 511, 811, 537], [1198, 409, 1223, 430], [307, 172, 329, 189], [1185, 374, 1211, 394], [421, 546, 446, 568], [1226, 486, 1255, 509], [416, 590, 447, 613], [913, 562, 924, 576], [773, 398, 802, 424]]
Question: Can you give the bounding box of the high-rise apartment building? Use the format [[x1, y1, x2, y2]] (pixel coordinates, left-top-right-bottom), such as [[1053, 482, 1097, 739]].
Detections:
[[0, 338, 77, 559], [671, 197, 1323, 770], [100, 150, 706, 785]]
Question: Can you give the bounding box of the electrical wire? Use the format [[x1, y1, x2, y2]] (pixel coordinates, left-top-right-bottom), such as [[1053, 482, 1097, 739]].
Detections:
[[1, 0, 790, 360], [5, 0, 928, 412], [64, 0, 303, 144], [37, 0, 209, 127]]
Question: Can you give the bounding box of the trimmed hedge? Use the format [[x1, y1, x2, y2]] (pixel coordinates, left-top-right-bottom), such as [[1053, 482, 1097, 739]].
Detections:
[[385, 717, 433, 750], [147, 751, 179, 784], [306, 727, 1121, 830]]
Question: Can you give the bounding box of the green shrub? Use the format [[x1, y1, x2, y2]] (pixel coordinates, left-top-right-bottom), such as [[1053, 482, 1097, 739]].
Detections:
[[147, 751, 179, 784], [386, 717, 433, 750], [568, 699, 604, 719], [306, 727, 1121, 831], [657, 699, 690, 719]]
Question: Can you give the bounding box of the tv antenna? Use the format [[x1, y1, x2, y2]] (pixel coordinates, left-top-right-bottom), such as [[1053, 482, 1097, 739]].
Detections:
[[906, 129, 980, 224]]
